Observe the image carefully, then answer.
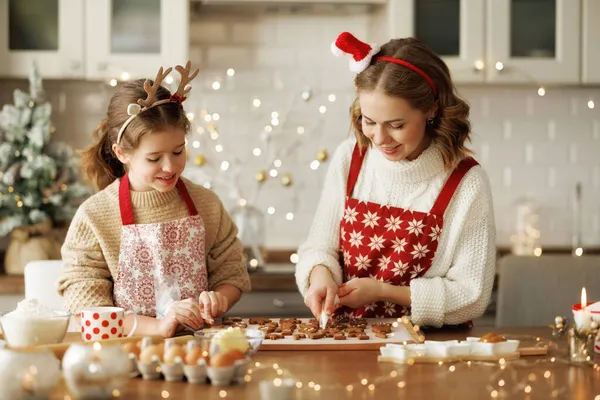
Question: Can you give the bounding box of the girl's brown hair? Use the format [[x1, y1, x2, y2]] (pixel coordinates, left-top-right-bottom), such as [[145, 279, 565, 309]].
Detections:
[[80, 80, 191, 190], [350, 37, 472, 170]]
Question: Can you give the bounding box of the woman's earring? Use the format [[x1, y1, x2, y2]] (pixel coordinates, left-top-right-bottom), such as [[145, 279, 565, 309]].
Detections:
[[427, 116, 435, 125]]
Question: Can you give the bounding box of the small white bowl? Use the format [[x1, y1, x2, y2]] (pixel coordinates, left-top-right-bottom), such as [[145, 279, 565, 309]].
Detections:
[[466, 337, 520, 356], [0, 310, 70, 347]]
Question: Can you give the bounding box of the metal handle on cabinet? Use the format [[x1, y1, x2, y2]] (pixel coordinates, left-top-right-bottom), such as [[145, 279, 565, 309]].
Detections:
[[273, 298, 285, 308]]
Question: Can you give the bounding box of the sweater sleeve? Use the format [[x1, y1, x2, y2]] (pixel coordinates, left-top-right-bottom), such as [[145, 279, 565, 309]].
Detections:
[[409, 167, 496, 327], [206, 195, 251, 293], [294, 139, 354, 297], [57, 205, 115, 314]]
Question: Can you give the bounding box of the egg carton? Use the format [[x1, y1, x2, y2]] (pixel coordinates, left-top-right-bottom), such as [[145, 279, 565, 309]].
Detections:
[[124, 337, 251, 386], [378, 336, 521, 364]]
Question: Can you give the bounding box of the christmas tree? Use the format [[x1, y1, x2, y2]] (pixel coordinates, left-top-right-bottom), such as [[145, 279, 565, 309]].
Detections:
[[0, 63, 88, 237]]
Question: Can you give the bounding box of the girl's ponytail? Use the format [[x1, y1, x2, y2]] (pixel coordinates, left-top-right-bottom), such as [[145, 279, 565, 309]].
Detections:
[[80, 118, 125, 190]]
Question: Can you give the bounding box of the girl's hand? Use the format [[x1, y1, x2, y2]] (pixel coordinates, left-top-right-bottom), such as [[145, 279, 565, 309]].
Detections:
[[198, 291, 229, 323], [159, 298, 204, 337], [304, 265, 340, 318], [337, 278, 383, 309]]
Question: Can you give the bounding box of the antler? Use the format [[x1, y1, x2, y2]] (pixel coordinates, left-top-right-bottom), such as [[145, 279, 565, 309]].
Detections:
[[173, 61, 200, 99], [137, 66, 173, 108]]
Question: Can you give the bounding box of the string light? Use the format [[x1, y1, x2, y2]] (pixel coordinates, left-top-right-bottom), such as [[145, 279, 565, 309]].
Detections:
[[319, 105, 327, 114], [204, 114, 212, 122], [109, 79, 118, 87], [267, 207, 276, 215], [212, 81, 221, 90], [310, 160, 320, 170], [220, 161, 230, 171], [161, 390, 169, 399], [120, 72, 130, 81], [227, 68, 235, 77], [269, 169, 278, 178], [253, 148, 262, 156], [537, 87, 546, 97], [212, 113, 220, 121], [290, 253, 299, 263], [253, 99, 261, 107], [197, 127, 205, 134], [297, 126, 305, 134], [192, 141, 200, 148], [215, 145, 223, 153], [165, 76, 174, 84], [286, 213, 294, 221], [328, 94, 336, 102], [588, 100, 595, 109]]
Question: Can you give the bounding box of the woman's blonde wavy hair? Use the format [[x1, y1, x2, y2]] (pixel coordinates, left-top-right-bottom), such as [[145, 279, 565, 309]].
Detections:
[[350, 37, 472, 170]]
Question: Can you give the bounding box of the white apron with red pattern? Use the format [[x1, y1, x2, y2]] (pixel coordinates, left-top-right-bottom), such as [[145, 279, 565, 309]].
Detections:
[[337, 144, 478, 319], [113, 174, 208, 317]]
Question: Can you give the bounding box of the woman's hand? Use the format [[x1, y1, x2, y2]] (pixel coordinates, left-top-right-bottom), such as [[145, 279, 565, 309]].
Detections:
[[304, 265, 340, 318], [337, 278, 383, 309], [198, 291, 229, 323], [159, 298, 204, 338]]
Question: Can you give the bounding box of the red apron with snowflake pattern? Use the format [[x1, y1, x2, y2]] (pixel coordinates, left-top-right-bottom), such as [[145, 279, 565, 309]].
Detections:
[[337, 144, 478, 319], [113, 173, 208, 317]]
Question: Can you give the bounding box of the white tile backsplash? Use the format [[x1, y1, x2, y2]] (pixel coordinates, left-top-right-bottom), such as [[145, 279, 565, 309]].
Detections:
[[1, 8, 599, 251]]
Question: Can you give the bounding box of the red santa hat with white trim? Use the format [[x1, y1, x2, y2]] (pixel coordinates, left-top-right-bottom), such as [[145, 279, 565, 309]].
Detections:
[[331, 32, 380, 74]]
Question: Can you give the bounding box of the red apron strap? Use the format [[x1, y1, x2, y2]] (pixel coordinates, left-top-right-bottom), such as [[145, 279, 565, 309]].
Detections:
[[119, 173, 135, 226], [176, 179, 198, 216], [430, 157, 479, 216], [119, 175, 198, 226], [346, 143, 368, 198]]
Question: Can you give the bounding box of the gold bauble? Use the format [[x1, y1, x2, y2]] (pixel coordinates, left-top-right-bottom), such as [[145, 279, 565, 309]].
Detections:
[[317, 149, 328, 162], [255, 170, 267, 183], [281, 173, 293, 187], [193, 155, 206, 166]]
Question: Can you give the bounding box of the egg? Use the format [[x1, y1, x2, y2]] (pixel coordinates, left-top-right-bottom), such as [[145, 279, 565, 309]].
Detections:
[[209, 351, 236, 367], [163, 344, 186, 365], [122, 341, 141, 357], [185, 347, 204, 365], [226, 349, 246, 361], [139, 344, 163, 364]]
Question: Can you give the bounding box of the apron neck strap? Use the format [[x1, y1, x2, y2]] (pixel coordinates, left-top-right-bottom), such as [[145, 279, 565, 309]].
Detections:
[[430, 157, 479, 216], [347, 143, 368, 198], [119, 173, 198, 226]]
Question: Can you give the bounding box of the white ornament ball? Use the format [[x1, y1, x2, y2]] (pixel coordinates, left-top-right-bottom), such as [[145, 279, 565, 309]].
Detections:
[[555, 316, 563, 325]]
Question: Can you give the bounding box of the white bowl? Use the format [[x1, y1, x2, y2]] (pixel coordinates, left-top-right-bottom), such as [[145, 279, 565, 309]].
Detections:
[[0, 310, 70, 347], [465, 337, 520, 356]]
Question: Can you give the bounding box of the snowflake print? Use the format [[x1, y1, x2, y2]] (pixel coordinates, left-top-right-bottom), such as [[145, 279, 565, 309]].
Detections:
[[384, 302, 397, 316], [355, 254, 371, 271], [362, 211, 381, 229], [343, 250, 352, 266], [410, 243, 430, 259], [348, 230, 364, 248], [377, 255, 391, 270], [429, 225, 442, 241], [392, 237, 407, 254], [364, 303, 377, 312], [344, 207, 359, 224], [384, 215, 403, 232], [407, 219, 425, 236], [340, 226, 346, 241], [411, 264, 425, 278], [368, 234, 386, 251], [391, 260, 410, 276]]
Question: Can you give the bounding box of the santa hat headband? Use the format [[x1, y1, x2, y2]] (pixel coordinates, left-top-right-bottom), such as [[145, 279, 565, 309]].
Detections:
[[331, 32, 437, 96]]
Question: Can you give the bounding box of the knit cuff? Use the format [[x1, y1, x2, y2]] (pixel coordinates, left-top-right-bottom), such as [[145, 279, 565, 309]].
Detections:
[[409, 277, 445, 328]]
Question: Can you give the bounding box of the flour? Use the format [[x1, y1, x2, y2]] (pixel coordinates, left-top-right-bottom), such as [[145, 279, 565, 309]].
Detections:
[[0, 299, 69, 347]]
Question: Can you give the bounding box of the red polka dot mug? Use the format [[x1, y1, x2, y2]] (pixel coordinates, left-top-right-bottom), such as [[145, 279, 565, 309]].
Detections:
[[80, 307, 138, 341]]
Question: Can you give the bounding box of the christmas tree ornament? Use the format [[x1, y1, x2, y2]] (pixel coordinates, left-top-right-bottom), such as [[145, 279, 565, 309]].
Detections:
[[255, 170, 267, 183], [193, 155, 206, 166], [281, 173, 293, 187], [317, 149, 329, 162]]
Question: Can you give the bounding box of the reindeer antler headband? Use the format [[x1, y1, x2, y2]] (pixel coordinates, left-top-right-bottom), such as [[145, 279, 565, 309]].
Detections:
[[116, 61, 200, 144], [331, 32, 437, 96]]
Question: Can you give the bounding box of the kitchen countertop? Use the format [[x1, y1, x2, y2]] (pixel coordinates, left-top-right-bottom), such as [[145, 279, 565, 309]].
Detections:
[[47, 326, 596, 399]]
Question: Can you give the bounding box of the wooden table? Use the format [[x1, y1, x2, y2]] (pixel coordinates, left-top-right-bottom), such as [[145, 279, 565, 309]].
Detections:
[[50, 327, 600, 399]]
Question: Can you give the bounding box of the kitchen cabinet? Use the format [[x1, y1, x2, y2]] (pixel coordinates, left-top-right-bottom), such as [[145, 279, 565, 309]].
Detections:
[[389, 0, 581, 85], [0, 0, 189, 80], [0, 0, 84, 79], [390, 0, 486, 84], [582, 0, 600, 84], [85, 0, 189, 80]]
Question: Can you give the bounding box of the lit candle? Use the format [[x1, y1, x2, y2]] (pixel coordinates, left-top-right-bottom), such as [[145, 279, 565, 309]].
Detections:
[[573, 287, 593, 331]]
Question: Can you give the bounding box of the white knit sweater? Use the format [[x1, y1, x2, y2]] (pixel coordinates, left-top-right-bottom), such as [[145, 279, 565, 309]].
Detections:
[[295, 137, 496, 328]]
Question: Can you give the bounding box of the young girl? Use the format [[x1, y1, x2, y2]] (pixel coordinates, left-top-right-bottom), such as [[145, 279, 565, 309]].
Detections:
[[296, 33, 496, 328], [58, 62, 251, 338]]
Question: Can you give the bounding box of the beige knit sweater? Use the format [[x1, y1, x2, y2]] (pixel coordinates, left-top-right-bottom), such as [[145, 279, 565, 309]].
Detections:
[[58, 177, 251, 314]]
